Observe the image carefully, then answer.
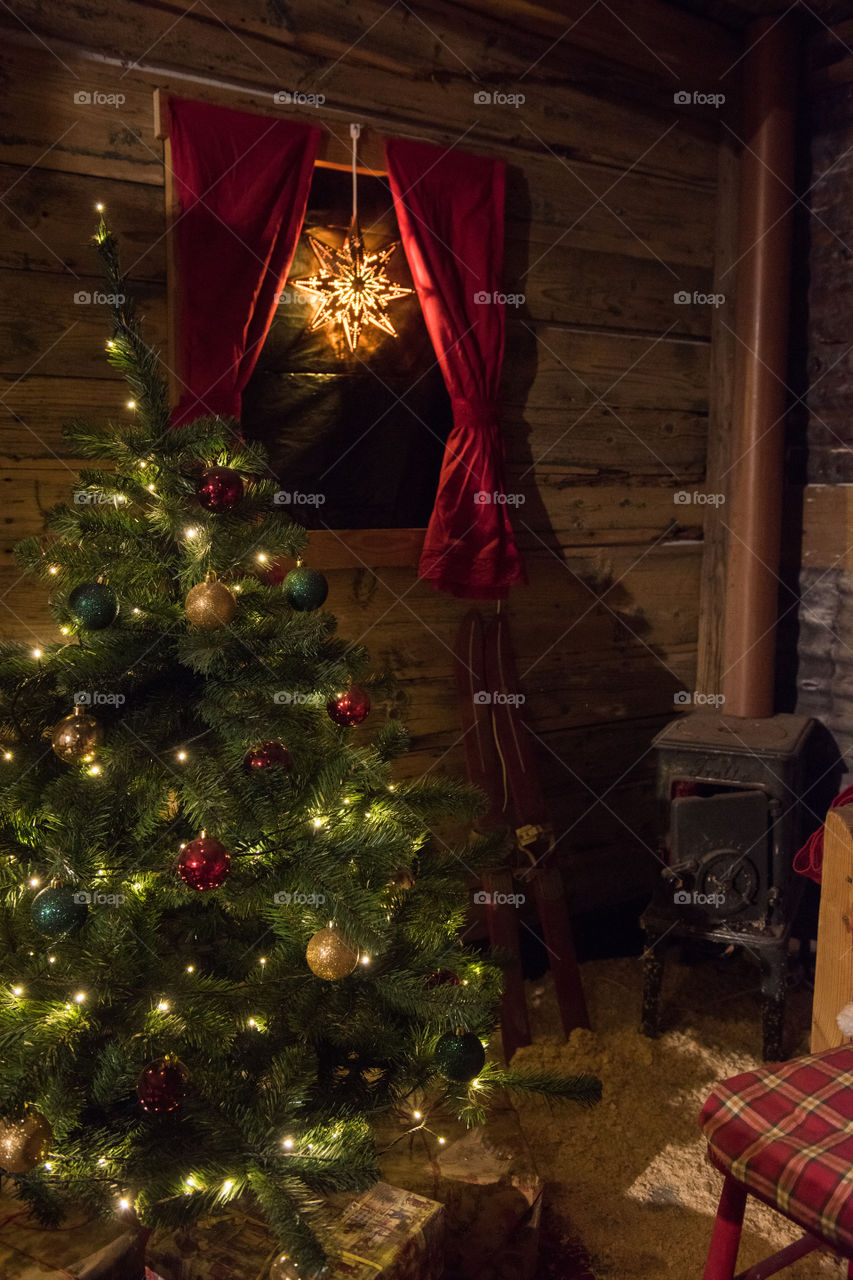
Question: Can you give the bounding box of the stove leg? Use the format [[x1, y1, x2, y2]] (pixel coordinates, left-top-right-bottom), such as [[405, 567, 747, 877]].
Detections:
[[760, 948, 787, 1061], [641, 931, 666, 1038]]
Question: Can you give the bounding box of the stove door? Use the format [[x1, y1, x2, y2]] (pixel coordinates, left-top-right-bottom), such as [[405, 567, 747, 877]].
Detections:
[[669, 789, 770, 921]]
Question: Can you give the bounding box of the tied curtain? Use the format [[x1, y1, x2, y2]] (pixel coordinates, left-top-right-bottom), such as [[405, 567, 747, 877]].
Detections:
[[168, 97, 320, 426], [385, 137, 526, 599]]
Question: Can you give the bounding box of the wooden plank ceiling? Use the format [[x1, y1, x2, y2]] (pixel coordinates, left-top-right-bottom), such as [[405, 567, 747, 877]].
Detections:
[[663, 0, 852, 30]]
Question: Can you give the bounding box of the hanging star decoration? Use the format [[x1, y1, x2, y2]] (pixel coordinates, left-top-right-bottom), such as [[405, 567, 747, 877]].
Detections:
[[291, 224, 414, 354]]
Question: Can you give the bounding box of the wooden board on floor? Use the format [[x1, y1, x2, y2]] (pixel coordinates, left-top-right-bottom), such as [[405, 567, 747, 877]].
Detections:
[[811, 806, 853, 1053]]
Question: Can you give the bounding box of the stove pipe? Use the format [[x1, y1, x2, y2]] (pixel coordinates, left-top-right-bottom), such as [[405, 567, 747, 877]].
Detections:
[[721, 16, 798, 719]]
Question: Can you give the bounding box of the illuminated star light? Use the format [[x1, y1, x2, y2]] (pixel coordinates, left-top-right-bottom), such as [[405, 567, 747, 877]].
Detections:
[[291, 226, 414, 353]]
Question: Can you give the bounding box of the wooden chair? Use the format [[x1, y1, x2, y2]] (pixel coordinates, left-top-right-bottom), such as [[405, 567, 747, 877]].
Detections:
[[699, 805, 853, 1278], [699, 1045, 853, 1278]]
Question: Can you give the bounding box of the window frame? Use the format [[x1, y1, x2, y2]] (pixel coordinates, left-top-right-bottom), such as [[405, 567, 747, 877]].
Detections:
[[153, 88, 428, 565]]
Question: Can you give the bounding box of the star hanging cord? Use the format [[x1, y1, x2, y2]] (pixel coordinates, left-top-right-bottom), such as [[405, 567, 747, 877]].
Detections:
[[290, 123, 414, 353]]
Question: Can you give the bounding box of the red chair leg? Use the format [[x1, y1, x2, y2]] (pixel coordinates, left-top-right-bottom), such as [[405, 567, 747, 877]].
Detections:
[[704, 1175, 748, 1280]]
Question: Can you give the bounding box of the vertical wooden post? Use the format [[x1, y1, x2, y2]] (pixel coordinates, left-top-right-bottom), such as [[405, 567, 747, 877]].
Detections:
[[721, 16, 798, 717], [811, 808, 853, 1052], [153, 89, 179, 412]]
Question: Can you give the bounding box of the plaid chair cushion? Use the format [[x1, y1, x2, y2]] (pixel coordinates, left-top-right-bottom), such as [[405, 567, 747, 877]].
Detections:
[[700, 1045, 853, 1255]]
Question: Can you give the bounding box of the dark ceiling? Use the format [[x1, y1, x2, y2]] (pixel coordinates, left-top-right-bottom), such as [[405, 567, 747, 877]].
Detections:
[[665, 0, 853, 31]]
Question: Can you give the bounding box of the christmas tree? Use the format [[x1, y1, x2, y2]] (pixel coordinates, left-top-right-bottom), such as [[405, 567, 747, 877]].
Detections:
[[0, 216, 599, 1274]]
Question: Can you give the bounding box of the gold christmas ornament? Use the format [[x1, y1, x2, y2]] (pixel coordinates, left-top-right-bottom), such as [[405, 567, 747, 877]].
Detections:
[[0, 1110, 53, 1173], [306, 925, 359, 980], [389, 868, 415, 891], [185, 576, 236, 629], [51, 705, 103, 763], [269, 1256, 301, 1280]]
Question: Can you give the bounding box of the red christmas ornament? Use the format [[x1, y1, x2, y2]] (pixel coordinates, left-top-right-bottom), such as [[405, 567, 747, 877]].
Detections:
[[136, 1058, 186, 1113], [196, 466, 244, 513], [426, 969, 462, 988], [327, 684, 371, 728], [243, 741, 292, 773], [178, 835, 231, 891]]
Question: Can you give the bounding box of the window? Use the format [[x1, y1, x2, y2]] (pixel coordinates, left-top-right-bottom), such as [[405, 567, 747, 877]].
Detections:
[[241, 166, 451, 529]]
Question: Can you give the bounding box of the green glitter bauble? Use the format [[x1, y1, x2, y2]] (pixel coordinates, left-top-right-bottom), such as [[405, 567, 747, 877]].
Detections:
[[30, 886, 88, 936], [68, 582, 119, 630], [283, 567, 328, 612], [434, 1031, 486, 1082]]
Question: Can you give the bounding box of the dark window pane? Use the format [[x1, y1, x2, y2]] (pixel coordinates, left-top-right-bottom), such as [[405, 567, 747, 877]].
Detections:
[[242, 167, 451, 528]]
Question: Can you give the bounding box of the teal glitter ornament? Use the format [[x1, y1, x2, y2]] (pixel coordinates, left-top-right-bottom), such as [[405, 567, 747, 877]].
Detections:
[[68, 582, 118, 630], [31, 886, 88, 936], [283, 565, 328, 612], [434, 1031, 486, 1082]]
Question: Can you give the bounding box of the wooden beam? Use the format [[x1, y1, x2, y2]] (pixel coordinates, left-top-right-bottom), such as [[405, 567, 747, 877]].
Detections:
[[153, 91, 179, 408], [811, 807, 853, 1053], [450, 0, 739, 86], [5, 0, 740, 108], [0, 10, 719, 186], [153, 87, 387, 174]]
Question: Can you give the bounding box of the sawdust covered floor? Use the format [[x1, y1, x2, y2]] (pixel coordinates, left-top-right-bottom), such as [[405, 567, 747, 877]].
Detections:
[[511, 951, 847, 1279]]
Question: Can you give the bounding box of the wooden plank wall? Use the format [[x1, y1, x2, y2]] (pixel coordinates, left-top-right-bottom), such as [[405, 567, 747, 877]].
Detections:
[[0, 0, 740, 913]]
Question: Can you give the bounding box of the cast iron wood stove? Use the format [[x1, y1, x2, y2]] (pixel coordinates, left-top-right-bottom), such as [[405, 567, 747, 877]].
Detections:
[[640, 711, 815, 1060]]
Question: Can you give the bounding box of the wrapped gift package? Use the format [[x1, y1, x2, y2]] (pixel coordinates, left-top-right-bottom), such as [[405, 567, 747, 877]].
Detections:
[[145, 1181, 444, 1280], [376, 1102, 544, 1280], [0, 1194, 145, 1279]]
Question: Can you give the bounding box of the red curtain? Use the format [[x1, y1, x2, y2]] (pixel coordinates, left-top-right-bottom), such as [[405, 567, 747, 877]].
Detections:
[[793, 783, 853, 884], [384, 137, 526, 599], [168, 97, 320, 426]]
